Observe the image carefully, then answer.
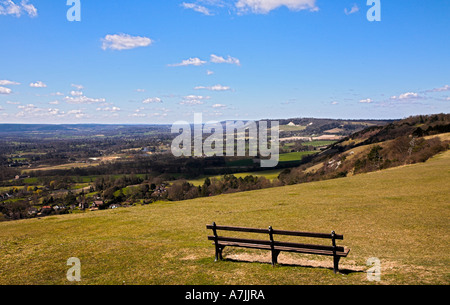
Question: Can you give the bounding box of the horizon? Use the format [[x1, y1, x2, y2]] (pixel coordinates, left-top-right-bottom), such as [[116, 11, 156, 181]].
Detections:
[[1, 1, 449, 124], [0, 116, 401, 126]]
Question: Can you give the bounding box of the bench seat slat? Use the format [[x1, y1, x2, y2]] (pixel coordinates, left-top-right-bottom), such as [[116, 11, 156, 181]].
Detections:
[[213, 241, 350, 257], [208, 236, 346, 253]]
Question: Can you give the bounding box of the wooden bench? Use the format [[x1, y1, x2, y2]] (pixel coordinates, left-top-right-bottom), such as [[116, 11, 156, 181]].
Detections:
[[207, 222, 350, 273]]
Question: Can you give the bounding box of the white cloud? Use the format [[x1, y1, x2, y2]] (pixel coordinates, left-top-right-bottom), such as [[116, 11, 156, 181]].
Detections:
[[71, 84, 84, 90], [181, 2, 213, 15], [180, 95, 211, 105], [359, 98, 373, 103], [0, 0, 37, 18], [399, 92, 419, 99], [101, 34, 153, 51], [344, 4, 359, 15], [67, 109, 88, 119], [210, 54, 241, 66], [235, 0, 318, 14], [168, 57, 207, 67], [50, 92, 64, 96], [136, 89, 146, 92], [29, 81, 47, 88], [391, 92, 420, 100], [212, 103, 227, 108], [20, 0, 36, 16], [49, 100, 60, 105], [0, 86, 12, 94], [6, 101, 20, 104], [17, 103, 35, 109], [148, 112, 168, 118], [48, 108, 65, 116], [130, 113, 147, 118], [428, 85, 450, 92], [64, 94, 106, 104], [0, 80, 20, 86], [194, 84, 231, 91], [96, 106, 121, 112], [206, 70, 214, 75], [331, 101, 339, 105], [16, 103, 45, 117], [143, 97, 163, 104], [70, 90, 83, 96], [11, 103, 91, 120], [130, 108, 147, 117]]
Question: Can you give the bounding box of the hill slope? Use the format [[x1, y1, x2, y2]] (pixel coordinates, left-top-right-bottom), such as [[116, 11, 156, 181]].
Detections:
[[0, 151, 449, 285], [279, 114, 450, 184]]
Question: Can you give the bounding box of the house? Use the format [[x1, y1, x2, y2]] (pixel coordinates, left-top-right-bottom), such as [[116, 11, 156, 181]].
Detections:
[[90, 201, 105, 211], [92, 201, 104, 208], [27, 207, 38, 217]]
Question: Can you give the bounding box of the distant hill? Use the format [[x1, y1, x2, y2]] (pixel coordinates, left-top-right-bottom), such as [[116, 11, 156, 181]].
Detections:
[[0, 124, 172, 138], [0, 118, 393, 139], [279, 114, 450, 184], [275, 118, 394, 138]]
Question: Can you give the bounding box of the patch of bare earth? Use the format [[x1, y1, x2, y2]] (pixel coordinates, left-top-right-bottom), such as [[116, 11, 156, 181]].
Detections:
[[226, 252, 366, 273]]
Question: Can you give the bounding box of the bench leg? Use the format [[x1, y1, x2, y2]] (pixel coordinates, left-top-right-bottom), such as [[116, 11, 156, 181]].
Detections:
[[219, 246, 224, 260], [215, 246, 225, 262], [271, 250, 281, 266], [333, 256, 341, 274]]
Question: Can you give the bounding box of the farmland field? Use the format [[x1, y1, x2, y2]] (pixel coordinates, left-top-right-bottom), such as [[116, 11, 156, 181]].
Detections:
[[279, 151, 317, 162], [187, 169, 283, 186], [0, 151, 448, 285]]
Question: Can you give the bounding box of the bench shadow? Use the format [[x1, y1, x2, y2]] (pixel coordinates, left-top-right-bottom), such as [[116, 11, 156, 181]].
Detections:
[[222, 257, 365, 275]]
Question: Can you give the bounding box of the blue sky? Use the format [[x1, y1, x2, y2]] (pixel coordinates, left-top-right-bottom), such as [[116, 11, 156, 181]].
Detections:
[[0, 0, 449, 124]]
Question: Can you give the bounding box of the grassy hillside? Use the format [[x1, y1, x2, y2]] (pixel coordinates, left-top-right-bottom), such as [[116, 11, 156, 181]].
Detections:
[[0, 151, 449, 285]]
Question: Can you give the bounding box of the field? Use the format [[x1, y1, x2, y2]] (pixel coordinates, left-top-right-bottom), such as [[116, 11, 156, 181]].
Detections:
[[187, 169, 283, 186], [278, 151, 317, 162], [279, 125, 307, 132], [0, 151, 449, 285]]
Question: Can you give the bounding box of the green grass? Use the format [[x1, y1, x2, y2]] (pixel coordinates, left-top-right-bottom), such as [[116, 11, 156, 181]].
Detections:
[[226, 151, 318, 166], [71, 183, 90, 190], [187, 169, 283, 186], [308, 140, 336, 147], [72, 174, 148, 183], [279, 125, 307, 132], [0, 151, 449, 285], [23, 177, 39, 184], [279, 151, 317, 162]]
